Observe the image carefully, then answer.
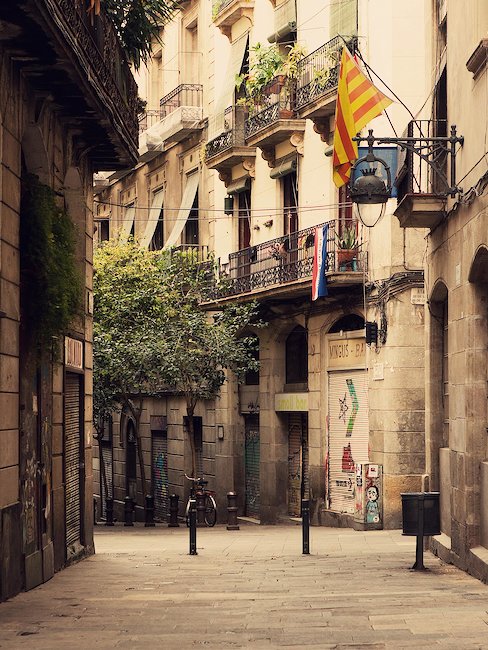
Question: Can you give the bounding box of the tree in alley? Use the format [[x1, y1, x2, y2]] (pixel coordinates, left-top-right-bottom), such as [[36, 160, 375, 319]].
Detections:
[[93, 239, 262, 510]]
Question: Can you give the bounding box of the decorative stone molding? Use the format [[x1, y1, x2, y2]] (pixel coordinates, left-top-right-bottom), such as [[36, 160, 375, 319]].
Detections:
[[261, 146, 276, 168], [242, 159, 255, 177], [312, 118, 331, 143], [213, 0, 255, 40], [289, 132, 304, 155]]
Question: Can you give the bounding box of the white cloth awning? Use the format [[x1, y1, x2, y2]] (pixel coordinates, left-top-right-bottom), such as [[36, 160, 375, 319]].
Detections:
[[119, 206, 135, 243], [141, 189, 164, 248], [163, 172, 199, 249], [211, 33, 248, 138]]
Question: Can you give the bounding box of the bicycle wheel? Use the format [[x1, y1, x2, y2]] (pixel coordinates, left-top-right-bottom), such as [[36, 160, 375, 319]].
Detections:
[[204, 495, 217, 527]]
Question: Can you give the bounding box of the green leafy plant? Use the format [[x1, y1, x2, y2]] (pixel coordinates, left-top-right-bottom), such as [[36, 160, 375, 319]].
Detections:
[[101, 0, 183, 70], [20, 174, 83, 357], [337, 226, 358, 250]]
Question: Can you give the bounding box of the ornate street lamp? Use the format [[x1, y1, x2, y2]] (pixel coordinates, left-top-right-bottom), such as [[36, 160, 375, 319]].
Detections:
[[349, 125, 464, 228]]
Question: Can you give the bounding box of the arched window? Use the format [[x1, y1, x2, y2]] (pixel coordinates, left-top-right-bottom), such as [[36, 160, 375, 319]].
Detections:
[[285, 326, 308, 385], [329, 314, 365, 333]]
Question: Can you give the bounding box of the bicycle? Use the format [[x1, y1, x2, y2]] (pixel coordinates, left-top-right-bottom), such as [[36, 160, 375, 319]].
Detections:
[[184, 474, 217, 527]]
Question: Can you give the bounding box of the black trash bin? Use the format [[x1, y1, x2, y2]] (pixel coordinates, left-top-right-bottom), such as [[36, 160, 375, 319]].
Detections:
[[401, 492, 440, 536]]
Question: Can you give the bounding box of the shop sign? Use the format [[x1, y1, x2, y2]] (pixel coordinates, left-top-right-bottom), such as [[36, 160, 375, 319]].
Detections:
[[65, 337, 83, 371], [328, 337, 366, 368], [275, 392, 308, 412]]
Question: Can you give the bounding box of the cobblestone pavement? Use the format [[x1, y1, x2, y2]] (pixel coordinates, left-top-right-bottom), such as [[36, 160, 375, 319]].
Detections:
[[1, 524, 488, 649]]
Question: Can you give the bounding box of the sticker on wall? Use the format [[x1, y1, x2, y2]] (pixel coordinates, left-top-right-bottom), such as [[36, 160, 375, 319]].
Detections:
[[365, 483, 380, 524]]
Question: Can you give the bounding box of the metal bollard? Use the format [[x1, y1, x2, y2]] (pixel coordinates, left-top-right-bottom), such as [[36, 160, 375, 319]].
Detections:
[[145, 494, 155, 527], [302, 498, 310, 555], [196, 491, 206, 526], [226, 492, 239, 531], [124, 496, 134, 526], [168, 494, 180, 527], [189, 498, 197, 555], [413, 497, 425, 570], [105, 497, 114, 526]]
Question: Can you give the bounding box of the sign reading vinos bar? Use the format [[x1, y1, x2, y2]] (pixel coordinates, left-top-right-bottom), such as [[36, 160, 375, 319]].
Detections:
[[275, 393, 309, 412], [328, 337, 366, 369]]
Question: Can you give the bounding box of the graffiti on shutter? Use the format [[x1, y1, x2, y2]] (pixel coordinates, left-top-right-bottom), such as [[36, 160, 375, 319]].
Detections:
[[152, 431, 168, 522], [245, 415, 260, 518], [65, 374, 81, 547], [327, 370, 369, 514]]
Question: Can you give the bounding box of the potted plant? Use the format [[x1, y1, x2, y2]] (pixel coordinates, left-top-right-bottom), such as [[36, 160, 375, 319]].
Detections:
[[336, 226, 359, 270], [235, 43, 285, 114]]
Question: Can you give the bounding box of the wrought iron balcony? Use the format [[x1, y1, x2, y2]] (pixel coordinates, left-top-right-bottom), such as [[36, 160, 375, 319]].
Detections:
[[208, 220, 366, 301], [138, 85, 203, 159], [205, 106, 256, 173], [296, 36, 357, 128], [393, 119, 455, 229], [0, 0, 139, 169], [213, 0, 255, 39], [245, 86, 306, 150]]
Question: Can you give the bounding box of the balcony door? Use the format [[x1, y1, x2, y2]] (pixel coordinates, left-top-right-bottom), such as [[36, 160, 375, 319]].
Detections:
[[238, 189, 252, 280]]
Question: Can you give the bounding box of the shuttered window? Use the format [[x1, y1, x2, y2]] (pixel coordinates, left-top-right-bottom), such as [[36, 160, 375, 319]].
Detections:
[[152, 431, 168, 522], [245, 415, 260, 518]]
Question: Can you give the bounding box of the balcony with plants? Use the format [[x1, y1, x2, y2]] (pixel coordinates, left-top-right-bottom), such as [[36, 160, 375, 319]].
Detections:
[[204, 105, 256, 177], [206, 219, 366, 303], [212, 0, 255, 39], [139, 84, 203, 160], [238, 43, 307, 152], [295, 35, 357, 137]]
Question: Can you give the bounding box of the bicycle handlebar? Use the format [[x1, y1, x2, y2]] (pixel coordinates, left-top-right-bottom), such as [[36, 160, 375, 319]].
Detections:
[[185, 473, 203, 482]]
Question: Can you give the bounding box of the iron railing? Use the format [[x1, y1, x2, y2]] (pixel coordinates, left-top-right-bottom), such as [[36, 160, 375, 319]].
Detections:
[[395, 119, 449, 201], [245, 96, 296, 139], [160, 84, 203, 118], [296, 36, 356, 111], [211, 219, 366, 299], [205, 106, 247, 160], [139, 110, 161, 133], [50, 0, 139, 145]]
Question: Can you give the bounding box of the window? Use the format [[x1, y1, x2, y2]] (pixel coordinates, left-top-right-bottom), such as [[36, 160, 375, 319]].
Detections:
[[239, 189, 251, 251], [330, 0, 357, 39], [329, 314, 365, 333], [283, 171, 298, 235], [95, 219, 110, 243], [149, 208, 164, 251], [285, 326, 308, 386], [184, 191, 199, 246]]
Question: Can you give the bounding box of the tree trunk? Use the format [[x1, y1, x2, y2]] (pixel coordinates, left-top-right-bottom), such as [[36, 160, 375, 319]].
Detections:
[[96, 423, 109, 505], [126, 397, 149, 499]]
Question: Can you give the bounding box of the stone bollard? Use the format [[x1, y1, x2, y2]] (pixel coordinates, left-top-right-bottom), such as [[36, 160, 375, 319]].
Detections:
[[168, 494, 180, 527], [105, 497, 114, 526], [145, 494, 155, 527], [226, 492, 239, 531], [196, 491, 206, 526], [124, 496, 134, 526]]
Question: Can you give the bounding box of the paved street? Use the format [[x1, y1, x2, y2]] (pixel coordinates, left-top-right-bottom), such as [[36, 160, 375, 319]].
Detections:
[[1, 524, 488, 649]]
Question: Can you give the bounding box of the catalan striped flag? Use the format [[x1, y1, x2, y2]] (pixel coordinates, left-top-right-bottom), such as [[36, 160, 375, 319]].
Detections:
[[333, 47, 393, 188]]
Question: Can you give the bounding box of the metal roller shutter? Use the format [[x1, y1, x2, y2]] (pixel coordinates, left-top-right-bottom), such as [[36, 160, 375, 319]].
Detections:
[[100, 443, 113, 517], [328, 370, 369, 514], [288, 413, 303, 517], [65, 373, 82, 547], [245, 415, 260, 518], [152, 431, 168, 522]]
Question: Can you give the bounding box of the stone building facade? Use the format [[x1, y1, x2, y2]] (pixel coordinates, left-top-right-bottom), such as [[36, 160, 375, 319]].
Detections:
[[0, 0, 137, 601], [94, 0, 430, 530]]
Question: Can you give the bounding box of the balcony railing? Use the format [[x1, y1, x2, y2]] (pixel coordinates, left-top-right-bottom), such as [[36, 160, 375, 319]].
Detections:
[[53, 0, 139, 147], [395, 119, 449, 201], [205, 106, 247, 160], [245, 98, 296, 140], [296, 36, 356, 111], [213, 0, 235, 15], [160, 84, 203, 118], [172, 244, 210, 263], [210, 219, 366, 299]]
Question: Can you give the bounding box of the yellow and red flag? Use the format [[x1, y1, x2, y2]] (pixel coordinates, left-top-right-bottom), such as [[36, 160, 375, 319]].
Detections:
[[332, 47, 393, 187]]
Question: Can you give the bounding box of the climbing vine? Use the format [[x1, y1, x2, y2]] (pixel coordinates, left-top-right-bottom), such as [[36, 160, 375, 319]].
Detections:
[[20, 174, 83, 356]]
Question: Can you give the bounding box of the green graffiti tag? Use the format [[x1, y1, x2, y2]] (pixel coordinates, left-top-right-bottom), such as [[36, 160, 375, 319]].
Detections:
[[346, 378, 358, 436]]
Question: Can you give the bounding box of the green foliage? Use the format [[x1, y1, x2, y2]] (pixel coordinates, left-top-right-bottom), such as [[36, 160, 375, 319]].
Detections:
[[20, 174, 83, 356], [103, 0, 182, 70], [235, 42, 306, 113], [337, 226, 358, 249], [94, 241, 264, 474]]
